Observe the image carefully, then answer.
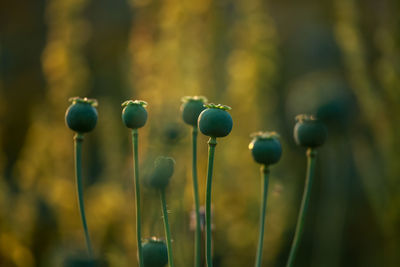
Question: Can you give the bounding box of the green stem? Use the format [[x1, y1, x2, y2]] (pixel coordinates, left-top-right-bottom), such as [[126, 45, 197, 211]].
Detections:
[[132, 129, 144, 267], [73, 133, 93, 258], [286, 148, 317, 267], [192, 127, 201, 267], [205, 137, 217, 267], [255, 165, 270, 267], [160, 189, 175, 267]]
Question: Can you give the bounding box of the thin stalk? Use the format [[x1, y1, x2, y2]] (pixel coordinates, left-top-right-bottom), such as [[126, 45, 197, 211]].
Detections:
[[160, 189, 175, 267], [192, 127, 201, 267], [205, 137, 217, 267], [132, 129, 144, 267], [255, 165, 270, 267], [73, 133, 93, 258], [286, 148, 317, 267]]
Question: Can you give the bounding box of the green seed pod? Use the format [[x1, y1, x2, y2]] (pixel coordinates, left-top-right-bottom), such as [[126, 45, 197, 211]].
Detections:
[[121, 100, 148, 129], [180, 96, 208, 127], [147, 156, 175, 190], [142, 237, 168, 267], [294, 114, 327, 148], [198, 103, 233, 138], [249, 131, 282, 166], [65, 97, 98, 133]]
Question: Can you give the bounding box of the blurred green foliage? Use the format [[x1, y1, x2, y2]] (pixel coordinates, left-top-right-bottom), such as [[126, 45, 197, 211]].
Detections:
[[0, 0, 399, 266]]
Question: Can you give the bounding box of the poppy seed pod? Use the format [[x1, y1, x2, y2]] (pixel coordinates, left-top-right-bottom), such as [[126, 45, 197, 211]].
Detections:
[[249, 131, 282, 166], [65, 97, 98, 133], [198, 103, 233, 138], [142, 238, 168, 267], [121, 100, 148, 129], [147, 156, 175, 189], [180, 96, 208, 127], [294, 114, 327, 148]]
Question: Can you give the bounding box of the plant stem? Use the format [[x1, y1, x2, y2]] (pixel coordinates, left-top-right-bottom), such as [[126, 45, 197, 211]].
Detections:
[[73, 133, 93, 258], [255, 165, 270, 267], [160, 189, 175, 267], [286, 148, 317, 267], [192, 127, 201, 267], [205, 137, 217, 267], [132, 129, 144, 267]]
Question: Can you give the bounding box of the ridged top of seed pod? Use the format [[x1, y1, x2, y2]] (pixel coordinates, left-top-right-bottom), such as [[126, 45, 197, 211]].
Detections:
[[250, 131, 280, 140], [204, 103, 232, 111], [69, 97, 98, 107], [181, 96, 208, 103], [145, 237, 165, 243], [295, 114, 317, 122], [121, 100, 148, 108]]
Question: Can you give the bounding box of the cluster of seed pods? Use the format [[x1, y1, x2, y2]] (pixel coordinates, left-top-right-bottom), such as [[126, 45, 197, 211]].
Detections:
[[65, 96, 326, 267]]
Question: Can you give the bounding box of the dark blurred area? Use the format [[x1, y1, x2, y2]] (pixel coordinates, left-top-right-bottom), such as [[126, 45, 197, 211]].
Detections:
[[0, 0, 399, 266]]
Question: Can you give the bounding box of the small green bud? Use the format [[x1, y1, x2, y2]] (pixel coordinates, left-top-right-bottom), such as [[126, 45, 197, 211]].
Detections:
[[121, 100, 148, 129], [147, 156, 175, 190], [142, 237, 168, 267], [249, 131, 282, 166], [198, 103, 233, 138], [180, 96, 208, 127], [65, 97, 98, 133], [294, 114, 327, 148]]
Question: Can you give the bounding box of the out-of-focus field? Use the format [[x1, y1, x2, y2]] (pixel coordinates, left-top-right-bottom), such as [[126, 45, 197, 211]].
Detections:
[[0, 0, 399, 266]]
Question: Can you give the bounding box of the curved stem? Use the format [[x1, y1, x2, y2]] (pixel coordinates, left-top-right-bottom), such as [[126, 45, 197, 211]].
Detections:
[[73, 133, 93, 258], [192, 127, 201, 267], [205, 137, 217, 267], [160, 189, 175, 267], [255, 165, 270, 267], [286, 148, 317, 267], [132, 129, 144, 267]]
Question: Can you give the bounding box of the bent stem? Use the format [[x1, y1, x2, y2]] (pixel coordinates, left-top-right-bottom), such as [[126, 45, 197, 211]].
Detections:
[[74, 133, 93, 258], [286, 148, 317, 267], [205, 137, 217, 267], [132, 129, 144, 267], [255, 165, 270, 267], [160, 189, 175, 267], [192, 127, 201, 267]]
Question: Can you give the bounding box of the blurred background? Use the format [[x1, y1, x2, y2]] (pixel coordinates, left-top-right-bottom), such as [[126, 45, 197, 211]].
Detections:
[[0, 0, 399, 266]]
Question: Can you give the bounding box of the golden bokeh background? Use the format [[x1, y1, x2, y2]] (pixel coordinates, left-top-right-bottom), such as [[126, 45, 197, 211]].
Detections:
[[0, 0, 399, 266]]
